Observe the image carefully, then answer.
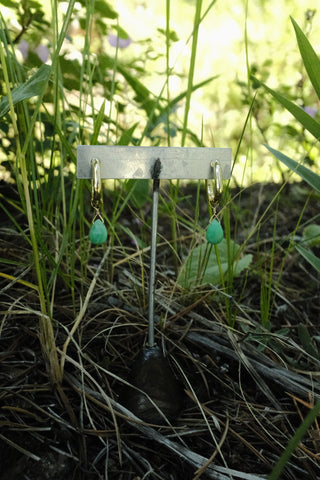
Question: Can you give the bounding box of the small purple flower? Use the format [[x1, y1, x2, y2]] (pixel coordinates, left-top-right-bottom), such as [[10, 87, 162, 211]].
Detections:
[[35, 44, 50, 63], [303, 106, 318, 118], [18, 40, 29, 60], [108, 34, 132, 49]]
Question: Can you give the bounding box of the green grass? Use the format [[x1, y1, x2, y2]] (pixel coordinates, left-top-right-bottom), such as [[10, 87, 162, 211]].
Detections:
[[0, 0, 224, 380], [1, 0, 316, 358], [268, 399, 320, 479], [1, 3, 320, 477]]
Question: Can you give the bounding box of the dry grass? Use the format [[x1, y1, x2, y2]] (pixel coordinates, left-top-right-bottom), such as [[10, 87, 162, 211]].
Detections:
[[1, 181, 320, 479]]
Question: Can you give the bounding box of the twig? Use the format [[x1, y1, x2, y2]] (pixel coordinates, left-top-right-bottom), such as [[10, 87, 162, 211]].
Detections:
[[193, 415, 229, 479], [0, 432, 40, 461], [60, 246, 110, 375]]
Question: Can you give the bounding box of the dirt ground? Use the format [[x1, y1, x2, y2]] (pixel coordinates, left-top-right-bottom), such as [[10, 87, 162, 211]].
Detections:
[[0, 180, 320, 479]]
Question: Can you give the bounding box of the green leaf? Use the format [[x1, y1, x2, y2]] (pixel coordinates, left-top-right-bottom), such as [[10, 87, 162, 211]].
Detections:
[[113, 25, 130, 40], [302, 224, 320, 247], [116, 64, 154, 116], [157, 28, 179, 42], [77, 0, 118, 18], [297, 323, 319, 358], [291, 17, 320, 101], [117, 64, 150, 101], [125, 179, 150, 209], [1, 0, 18, 6], [0, 64, 51, 117], [296, 244, 320, 274], [177, 239, 252, 289], [90, 101, 106, 145], [264, 145, 320, 193], [256, 80, 320, 140], [117, 123, 139, 145], [95, 0, 118, 18]]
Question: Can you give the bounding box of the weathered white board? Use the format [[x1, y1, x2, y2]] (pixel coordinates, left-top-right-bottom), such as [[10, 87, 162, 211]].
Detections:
[[77, 146, 231, 180]]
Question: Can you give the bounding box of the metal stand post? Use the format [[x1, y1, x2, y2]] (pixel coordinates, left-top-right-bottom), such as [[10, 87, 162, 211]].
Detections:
[[147, 178, 159, 346], [147, 159, 161, 347]]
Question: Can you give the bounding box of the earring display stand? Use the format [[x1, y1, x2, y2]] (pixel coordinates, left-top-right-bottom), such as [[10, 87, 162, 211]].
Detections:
[[77, 146, 231, 180], [77, 145, 231, 423]]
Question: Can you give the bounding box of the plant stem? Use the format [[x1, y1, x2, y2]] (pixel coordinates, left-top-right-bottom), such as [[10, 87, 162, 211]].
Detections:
[[214, 244, 225, 290], [0, 36, 62, 385], [181, 0, 202, 147], [165, 0, 171, 148]]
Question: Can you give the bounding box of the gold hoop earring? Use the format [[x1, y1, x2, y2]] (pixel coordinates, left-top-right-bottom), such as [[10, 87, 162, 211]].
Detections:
[[89, 158, 108, 244], [206, 161, 223, 245]]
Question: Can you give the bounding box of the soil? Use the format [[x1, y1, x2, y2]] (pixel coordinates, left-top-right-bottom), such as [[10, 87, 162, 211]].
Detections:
[[0, 180, 320, 479]]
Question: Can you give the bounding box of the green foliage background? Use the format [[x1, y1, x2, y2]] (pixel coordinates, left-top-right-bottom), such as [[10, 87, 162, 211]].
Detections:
[[1, 4, 320, 475], [1, 0, 320, 376], [1, 0, 319, 185]]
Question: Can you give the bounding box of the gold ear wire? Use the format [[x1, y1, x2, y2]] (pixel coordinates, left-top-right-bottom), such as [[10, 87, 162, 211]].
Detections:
[[206, 161, 224, 245], [91, 158, 102, 210], [207, 160, 222, 212], [214, 161, 222, 198], [89, 158, 108, 244]]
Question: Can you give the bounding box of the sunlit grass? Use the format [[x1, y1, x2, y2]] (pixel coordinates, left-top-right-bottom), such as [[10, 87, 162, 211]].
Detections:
[[3, 0, 318, 184], [109, 0, 320, 183]]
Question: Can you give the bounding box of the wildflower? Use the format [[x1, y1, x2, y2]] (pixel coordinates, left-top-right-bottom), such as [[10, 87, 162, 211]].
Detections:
[[302, 106, 318, 118], [17, 41, 49, 63], [18, 40, 29, 60], [35, 44, 49, 63], [108, 34, 132, 49]]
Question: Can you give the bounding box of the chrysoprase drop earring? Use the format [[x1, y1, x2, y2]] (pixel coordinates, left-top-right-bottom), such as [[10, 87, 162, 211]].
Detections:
[[206, 161, 223, 245], [89, 158, 108, 245]]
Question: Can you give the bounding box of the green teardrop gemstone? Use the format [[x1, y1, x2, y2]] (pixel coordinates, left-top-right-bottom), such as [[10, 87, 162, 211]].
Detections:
[[206, 219, 223, 244], [89, 219, 108, 244]]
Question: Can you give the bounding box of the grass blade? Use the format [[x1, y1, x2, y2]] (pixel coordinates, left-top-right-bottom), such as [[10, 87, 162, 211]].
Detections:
[[181, 0, 203, 146], [0, 64, 51, 117], [268, 400, 320, 479], [291, 17, 320, 101], [90, 100, 106, 145], [264, 144, 320, 193], [256, 80, 320, 140], [167, 76, 219, 113], [296, 244, 320, 274]]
